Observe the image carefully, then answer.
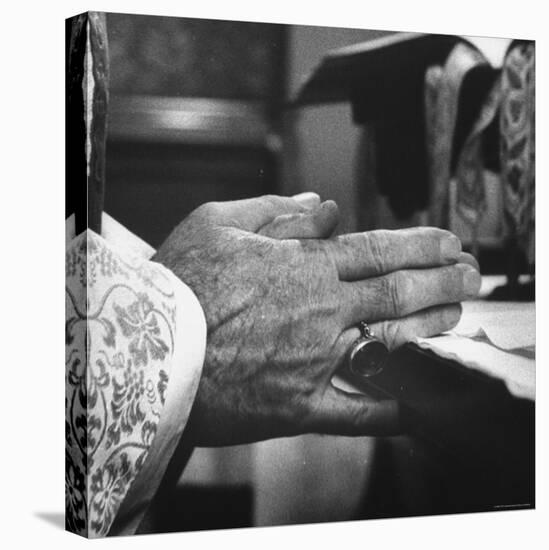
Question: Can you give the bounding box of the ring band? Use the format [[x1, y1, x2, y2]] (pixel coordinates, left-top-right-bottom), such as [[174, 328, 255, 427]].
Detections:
[[348, 321, 389, 378]]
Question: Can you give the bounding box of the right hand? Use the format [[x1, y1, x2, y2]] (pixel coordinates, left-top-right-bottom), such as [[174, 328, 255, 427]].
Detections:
[[260, 199, 480, 350], [154, 195, 481, 445]]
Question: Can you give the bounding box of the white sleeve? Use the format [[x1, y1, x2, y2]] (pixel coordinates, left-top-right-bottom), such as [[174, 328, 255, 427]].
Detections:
[[65, 222, 206, 538]]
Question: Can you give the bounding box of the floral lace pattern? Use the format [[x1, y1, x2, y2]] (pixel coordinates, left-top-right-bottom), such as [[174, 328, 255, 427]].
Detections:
[[66, 231, 177, 537]]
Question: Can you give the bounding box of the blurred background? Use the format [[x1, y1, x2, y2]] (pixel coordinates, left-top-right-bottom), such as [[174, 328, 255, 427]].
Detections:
[[105, 14, 392, 244], [101, 12, 534, 532]]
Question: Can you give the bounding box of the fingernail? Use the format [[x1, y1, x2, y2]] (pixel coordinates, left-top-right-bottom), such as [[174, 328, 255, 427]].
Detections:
[[440, 234, 462, 261], [458, 251, 480, 272], [462, 264, 481, 298], [319, 199, 338, 214], [292, 192, 321, 209]]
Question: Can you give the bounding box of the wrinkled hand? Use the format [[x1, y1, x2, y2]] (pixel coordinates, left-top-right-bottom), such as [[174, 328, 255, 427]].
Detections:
[[153, 194, 481, 445], [260, 198, 480, 349]]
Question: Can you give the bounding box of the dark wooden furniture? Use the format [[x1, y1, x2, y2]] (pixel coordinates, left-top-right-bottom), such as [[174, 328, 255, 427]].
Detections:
[[103, 13, 288, 248], [104, 97, 280, 248], [341, 344, 535, 518]]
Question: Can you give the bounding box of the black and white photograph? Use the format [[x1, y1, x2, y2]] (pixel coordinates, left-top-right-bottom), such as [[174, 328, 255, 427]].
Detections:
[[5, 2, 545, 548], [63, 8, 537, 539]]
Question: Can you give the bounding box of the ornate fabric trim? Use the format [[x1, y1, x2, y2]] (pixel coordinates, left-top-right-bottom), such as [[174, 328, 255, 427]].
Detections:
[[454, 76, 501, 233], [66, 229, 205, 537]]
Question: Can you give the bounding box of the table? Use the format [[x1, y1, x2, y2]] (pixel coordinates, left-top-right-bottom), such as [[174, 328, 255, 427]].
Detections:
[[341, 343, 535, 518]]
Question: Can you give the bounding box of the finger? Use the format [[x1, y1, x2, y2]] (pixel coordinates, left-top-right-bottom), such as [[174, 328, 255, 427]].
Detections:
[[458, 251, 480, 272], [204, 193, 321, 232], [310, 384, 401, 436], [292, 192, 322, 209], [369, 303, 462, 350], [341, 263, 481, 325], [323, 227, 462, 281], [258, 200, 339, 239]]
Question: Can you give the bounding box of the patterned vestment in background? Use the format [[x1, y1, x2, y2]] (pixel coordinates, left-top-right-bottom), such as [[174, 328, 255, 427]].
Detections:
[[500, 42, 535, 266], [424, 42, 490, 229], [425, 39, 535, 266], [453, 73, 501, 252]]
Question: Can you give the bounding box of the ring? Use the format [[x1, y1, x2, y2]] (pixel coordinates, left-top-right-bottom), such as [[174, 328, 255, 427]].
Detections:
[[348, 321, 389, 378], [358, 320, 373, 339]]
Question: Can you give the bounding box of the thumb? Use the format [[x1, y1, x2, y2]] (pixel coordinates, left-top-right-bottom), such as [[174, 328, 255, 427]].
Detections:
[[215, 193, 321, 232], [258, 200, 339, 239], [291, 192, 322, 209]]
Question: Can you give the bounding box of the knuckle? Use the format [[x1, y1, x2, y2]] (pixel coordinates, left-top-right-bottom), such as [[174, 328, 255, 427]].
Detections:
[[384, 271, 408, 317], [194, 201, 222, 222], [365, 231, 387, 274], [262, 194, 277, 207], [264, 194, 289, 212]]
